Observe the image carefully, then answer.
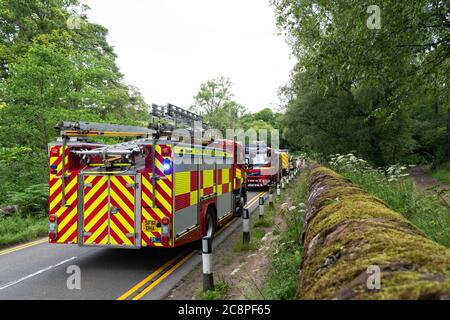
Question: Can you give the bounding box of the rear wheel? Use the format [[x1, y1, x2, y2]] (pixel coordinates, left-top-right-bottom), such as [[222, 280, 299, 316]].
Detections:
[[204, 207, 216, 239], [234, 187, 246, 217]]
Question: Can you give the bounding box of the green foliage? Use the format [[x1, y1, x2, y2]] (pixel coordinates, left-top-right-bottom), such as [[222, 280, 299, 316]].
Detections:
[[431, 166, 450, 185], [5, 184, 48, 217], [233, 227, 266, 252], [330, 154, 450, 248], [191, 77, 290, 147], [264, 172, 307, 300], [0, 0, 149, 225], [272, 0, 450, 166], [191, 76, 246, 133], [301, 166, 450, 300], [0, 214, 47, 247], [0, 147, 47, 202], [197, 281, 230, 300]]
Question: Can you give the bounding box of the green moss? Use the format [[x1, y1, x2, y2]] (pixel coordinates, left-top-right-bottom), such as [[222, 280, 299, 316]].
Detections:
[[300, 166, 450, 300], [305, 193, 422, 245]]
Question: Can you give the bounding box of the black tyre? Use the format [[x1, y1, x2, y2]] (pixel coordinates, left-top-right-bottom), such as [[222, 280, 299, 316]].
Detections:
[[204, 207, 216, 239]]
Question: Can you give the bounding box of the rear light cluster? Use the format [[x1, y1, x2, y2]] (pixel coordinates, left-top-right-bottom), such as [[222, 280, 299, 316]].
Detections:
[[161, 145, 172, 175], [161, 216, 171, 245], [48, 214, 58, 240], [50, 147, 60, 157]]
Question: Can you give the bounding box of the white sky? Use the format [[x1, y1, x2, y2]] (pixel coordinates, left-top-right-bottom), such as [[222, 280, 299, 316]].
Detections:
[[83, 0, 295, 113]]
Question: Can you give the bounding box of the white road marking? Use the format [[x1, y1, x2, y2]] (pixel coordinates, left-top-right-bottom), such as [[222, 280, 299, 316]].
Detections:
[[0, 256, 77, 291]]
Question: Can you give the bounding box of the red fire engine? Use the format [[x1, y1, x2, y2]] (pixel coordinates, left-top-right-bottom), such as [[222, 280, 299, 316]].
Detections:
[[245, 142, 280, 189], [47, 104, 247, 248]]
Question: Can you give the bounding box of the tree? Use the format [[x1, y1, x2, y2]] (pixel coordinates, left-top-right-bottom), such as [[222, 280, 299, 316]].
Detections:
[[191, 77, 247, 133], [272, 0, 450, 166], [0, 0, 149, 203]]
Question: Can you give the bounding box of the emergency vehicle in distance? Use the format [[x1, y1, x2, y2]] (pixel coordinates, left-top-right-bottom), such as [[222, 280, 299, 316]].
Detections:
[[278, 149, 290, 177], [245, 142, 280, 189], [47, 104, 247, 249]]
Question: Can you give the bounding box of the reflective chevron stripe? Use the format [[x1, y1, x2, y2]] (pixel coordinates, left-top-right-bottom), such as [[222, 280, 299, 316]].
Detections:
[[281, 153, 289, 169], [109, 176, 135, 246], [141, 145, 173, 247], [83, 176, 109, 245], [48, 146, 78, 244]]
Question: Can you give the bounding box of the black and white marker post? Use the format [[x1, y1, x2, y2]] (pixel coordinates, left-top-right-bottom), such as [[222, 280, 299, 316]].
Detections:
[[259, 196, 265, 219], [277, 183, 281, 197], [202, 236, 214, 291], [269, 186, 274, 207], [243, 208, 250, 244]]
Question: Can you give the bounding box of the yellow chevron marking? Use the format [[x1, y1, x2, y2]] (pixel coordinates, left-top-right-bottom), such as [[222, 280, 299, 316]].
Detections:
[[110, 188, 134, 220], [110, 222, 132, 245], [49, 156, 59, 166], [58, 222, 77, 243], [155, 191, 172, 214], [123, 175, 134, 185], [142, 208, 152, 221], [141, 175, 165, 220], [57, 206, 77, 231], [64, 190, 78, 209], [142, 174, 153, 192], [114, 211, 134, 233], [141, 197, 164, 219], [158, 179, 172, 198], [49, 192, 62, 212], [85, 175, 95, 183], [141, 190, 152, 207], [83, 190, 108, 220], [111, 177, 134, 202], [84, 202, 108, 231], [85, 219, 108, 245], [84, 176, 107, 204], [50, 176, 78, 211], [50, 178, 62, 195]]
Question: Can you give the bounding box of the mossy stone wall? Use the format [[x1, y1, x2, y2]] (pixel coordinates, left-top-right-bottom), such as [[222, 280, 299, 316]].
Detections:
[[299, 166, 450, 299]]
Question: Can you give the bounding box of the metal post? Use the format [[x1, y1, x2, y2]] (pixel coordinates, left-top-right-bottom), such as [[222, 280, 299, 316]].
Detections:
[[269, 187, 274, 207], [60, 136, 68, 207], [243, 208, 250, 244], [259, 197, 265, 219], [202, 237, 214, 291]]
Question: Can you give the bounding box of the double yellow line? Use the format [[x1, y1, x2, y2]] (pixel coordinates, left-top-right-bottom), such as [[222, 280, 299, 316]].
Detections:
[[0, 238, 48, 257], [117, 191, 267, 300], [244, 191, 267, 209]]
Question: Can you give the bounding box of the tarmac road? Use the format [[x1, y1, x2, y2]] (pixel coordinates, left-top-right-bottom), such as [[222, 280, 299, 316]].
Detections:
[[0, 191, 266, 300]]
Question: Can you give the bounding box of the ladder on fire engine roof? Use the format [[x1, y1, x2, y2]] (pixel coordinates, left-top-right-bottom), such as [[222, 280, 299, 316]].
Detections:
[[54, 104, 211, 207], [55, 104, 209, 139], [55, 104, 212, 160], [150, 103, 210, 137], [55, 121, 155, 138]]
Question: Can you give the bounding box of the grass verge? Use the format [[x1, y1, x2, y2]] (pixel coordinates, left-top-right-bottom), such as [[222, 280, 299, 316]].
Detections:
[[431, 166, 450, 185], [337, 167, 450, 248], [196, 281, 230, 300], [263, 172, 308, 300], [0, 215, 47, 248]]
